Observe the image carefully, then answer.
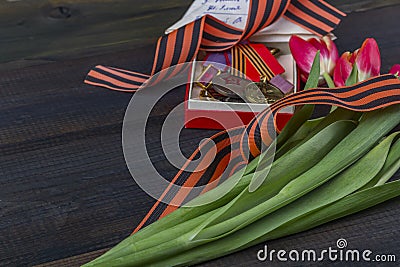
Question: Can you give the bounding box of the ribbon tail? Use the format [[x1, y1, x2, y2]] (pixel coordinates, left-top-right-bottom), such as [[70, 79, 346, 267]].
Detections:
[[133, 126, 246, 232], [84, 65, 150, 92]]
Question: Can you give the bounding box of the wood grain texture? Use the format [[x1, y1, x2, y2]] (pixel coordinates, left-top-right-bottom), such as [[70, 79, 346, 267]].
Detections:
[[1, 0, 399, 70], [0, 0, 190, 69], [330, 0, 400, 12], [0, 44, 217, 266], [0, 2, 399, 267]]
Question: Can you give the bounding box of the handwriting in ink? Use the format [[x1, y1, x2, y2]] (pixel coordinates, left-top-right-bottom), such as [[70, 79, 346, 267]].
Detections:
[[215, 0, 242, 3], [219, 5, 241, 11], [232, 17, 242, 24]]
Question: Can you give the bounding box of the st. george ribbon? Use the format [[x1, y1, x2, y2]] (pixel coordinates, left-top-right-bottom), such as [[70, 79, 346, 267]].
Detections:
[[85, 0, 346, 92], [81, 1, 400, 232]]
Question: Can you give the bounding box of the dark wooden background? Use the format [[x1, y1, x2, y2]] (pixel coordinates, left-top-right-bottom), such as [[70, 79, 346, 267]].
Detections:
[[0, 1, 399, 266]]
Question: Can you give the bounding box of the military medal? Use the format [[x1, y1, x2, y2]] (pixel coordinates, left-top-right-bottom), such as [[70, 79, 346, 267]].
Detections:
[[196, 45, 290, 104], [210, 72, 251, 99], [245, 81, 284, 104], [195, 64, 221, 89], [199, 87, 245, 103]]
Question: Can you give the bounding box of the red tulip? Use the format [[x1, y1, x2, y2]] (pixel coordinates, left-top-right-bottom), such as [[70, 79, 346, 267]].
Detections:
[[389, 64, 400, 76], [333, 38, 381, 86], [289, 35, 339, 82], [333, 52, 356, 87]]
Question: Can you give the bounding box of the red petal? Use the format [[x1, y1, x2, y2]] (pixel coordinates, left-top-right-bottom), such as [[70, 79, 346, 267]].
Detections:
[[333, 52, 353, 87], [355, 38, 381, 79], [322, 36, 339, 74], [389, 64, 400, 75], [309, 38, 329, 59], [349, 51, 357, 64], [299, 70, 309, 83], [308, 38, 329, 74], [289, 35, 319, 75]]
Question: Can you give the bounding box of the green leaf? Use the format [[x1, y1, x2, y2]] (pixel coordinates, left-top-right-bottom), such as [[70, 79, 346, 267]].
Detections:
[[243, 141, 276, 175], [274, 117, 324, 158], [276, 51, 321, 148], [84, 105, 400, 267], [248, 120, 357, 193], [195, 106, 400, 241], [323, 72, 335, 88], [253, 132, 399, 241], [194, 120, 358, 238], [151, 133, 399, 267], [276, 108, 362, 159], [266, 179, 400, 241], [359, 138, 400, 189], [304, 51, 320, 90], [346, 64, 358, 86], [276, 105, 314, 148], [86, 119, 358, 266]]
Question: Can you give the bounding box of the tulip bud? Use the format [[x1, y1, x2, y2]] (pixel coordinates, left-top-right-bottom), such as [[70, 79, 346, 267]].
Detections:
[[389, 64, 400, 76], [333, 38, 381, 86], [289, 35, 339, 83]]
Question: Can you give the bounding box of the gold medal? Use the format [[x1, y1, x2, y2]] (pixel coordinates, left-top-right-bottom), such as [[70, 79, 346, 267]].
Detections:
[[245, 82, 284, 104], [201, 87, 245, 103], [211, 73, 251, 98]]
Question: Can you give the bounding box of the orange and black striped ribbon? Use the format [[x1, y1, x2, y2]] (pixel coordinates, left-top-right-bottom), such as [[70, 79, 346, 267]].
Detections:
[[231, 45, 247, 78], [237, 44, 276, 81], [285, 0, 346, 36], [84, 0, 345, 92], [134, 74, 400, 232]]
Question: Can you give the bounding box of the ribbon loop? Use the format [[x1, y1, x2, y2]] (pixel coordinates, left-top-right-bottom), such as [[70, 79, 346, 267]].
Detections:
[[85, 0, 346, 92]]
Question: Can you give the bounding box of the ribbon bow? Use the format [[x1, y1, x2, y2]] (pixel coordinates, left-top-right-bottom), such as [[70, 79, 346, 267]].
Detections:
[[85, 0, 346, 92]]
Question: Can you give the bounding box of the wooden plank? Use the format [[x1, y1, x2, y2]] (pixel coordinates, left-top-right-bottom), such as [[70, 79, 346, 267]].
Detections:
[[35, 249, 107, 267], [1, 0, 399, 70], [0, 44, 216, 266], [0, 0, 190, 67], [329, 0, 400, 12]]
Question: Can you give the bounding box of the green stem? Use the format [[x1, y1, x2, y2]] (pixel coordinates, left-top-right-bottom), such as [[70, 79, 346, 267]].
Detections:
[[323, 72, 335, 88]]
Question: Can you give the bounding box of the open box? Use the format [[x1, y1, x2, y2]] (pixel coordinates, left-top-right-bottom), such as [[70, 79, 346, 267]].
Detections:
[[184, 41, 300, 130]]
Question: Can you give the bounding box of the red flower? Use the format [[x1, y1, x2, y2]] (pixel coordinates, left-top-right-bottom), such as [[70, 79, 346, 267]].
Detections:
[[389, 64, 400, 76], [333, 38, 381, 86], [289, 35, 339, 82]]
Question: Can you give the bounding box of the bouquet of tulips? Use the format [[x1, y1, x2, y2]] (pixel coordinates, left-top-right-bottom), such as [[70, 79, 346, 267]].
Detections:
[[290, 35, 400, 86], [82, 37, 400, 267]]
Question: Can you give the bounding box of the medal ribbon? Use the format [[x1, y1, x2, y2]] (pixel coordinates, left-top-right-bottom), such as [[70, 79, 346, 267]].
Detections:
[[134, 74, 400, 232], [231, 45, 247, 78], [237, 43, 279, 81], [84, 0, 346, 92]]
